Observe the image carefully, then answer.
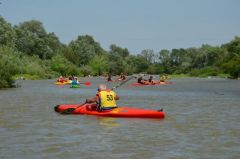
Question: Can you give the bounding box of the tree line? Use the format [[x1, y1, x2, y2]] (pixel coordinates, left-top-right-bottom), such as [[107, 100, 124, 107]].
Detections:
[[0, 16, 239, 88]]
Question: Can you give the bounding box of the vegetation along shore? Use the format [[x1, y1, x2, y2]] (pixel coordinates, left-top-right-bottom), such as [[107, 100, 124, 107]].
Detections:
[[0, 16, 239, 89]]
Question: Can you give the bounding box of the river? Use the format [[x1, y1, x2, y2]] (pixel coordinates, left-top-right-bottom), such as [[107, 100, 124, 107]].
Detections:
[[0, 77, 239, 159]]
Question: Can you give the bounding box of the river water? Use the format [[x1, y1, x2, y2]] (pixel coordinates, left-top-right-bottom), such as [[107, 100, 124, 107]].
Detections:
[[0, 77, 239, 159]]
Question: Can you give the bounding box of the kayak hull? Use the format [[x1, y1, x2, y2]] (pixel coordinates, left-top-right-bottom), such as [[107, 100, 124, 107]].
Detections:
[[55, 82, 68, 85], [70, 85, 80, 88], [55, 80, 72, 85], [54, 104, 165, 119]]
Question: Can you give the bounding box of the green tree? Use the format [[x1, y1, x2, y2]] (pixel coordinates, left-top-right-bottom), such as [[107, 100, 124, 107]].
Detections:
[[141, 49, 155, 63], [109, 44, 129, 58], [159, 49, 172, 73], [125, 55, 149, 73], [0, 16, 16, 47], [222, 36, 240, 59], [221, 36, 240, 78], [14, 20, 61, 59], [68, 35, 105, 66], [0, 46, 21, 88], [108, 52, 125, 75], [89, 55, 108, 75], [51, 54, 82, 76]]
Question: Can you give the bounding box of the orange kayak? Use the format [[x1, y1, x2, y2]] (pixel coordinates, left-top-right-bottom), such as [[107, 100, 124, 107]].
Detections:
[[54, 103, 165, 119], [129, 81, 173, 86]]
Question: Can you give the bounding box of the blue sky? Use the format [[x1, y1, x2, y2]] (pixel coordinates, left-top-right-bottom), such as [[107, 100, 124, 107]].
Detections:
[[1, 0, 240, 54]]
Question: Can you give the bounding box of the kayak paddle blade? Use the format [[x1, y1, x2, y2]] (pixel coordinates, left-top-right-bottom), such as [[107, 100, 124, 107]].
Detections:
[[84, 81, 91, 86]]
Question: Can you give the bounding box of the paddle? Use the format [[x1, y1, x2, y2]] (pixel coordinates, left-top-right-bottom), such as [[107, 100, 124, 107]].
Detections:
[[60, 103, 86, 114], [80, 81, 91, 86], [71, 81, 91, 86], [61, 75, 135, 114], [111, 75, 135, 90]]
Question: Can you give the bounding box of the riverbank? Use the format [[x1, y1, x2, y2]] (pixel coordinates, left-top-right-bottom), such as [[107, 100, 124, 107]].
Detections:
[[170, 73, 229, 79]]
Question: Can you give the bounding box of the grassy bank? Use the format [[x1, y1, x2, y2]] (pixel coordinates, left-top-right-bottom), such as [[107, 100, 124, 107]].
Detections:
[[170, 74, 229, 79]]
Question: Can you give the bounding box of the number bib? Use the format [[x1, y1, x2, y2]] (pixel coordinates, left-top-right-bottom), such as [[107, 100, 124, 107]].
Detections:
[[98, 90, 117, 108]]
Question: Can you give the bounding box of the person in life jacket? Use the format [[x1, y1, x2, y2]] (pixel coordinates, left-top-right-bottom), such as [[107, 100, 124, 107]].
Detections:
[[71, 77, 79, 85], [86, 84, 119, 111]]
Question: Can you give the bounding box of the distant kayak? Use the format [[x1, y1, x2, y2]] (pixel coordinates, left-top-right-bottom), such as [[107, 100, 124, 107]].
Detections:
[[54, 103, 165, 119], [55, 81, 68, 85], [55, 80, 72, 85], [129, 81, 173, 86]]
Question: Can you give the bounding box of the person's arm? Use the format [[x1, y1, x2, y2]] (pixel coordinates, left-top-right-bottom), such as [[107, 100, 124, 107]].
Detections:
[[86, 96, 98, 103]]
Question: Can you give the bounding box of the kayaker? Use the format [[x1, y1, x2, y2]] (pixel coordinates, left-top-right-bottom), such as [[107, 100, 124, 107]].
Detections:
[[68, 75, 74, 80], [85, 84, 119, 111], [119, 73, 126, 80], [107, 73, 112, 82], [148, 76, 158, 84], [71, 77, 79, 85], [137, 76, 148, 84], [58, 76, 65, 83]]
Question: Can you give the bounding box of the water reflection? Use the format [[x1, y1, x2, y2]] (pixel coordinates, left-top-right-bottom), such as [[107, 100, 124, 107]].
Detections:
[[97, 117, 120, 128]]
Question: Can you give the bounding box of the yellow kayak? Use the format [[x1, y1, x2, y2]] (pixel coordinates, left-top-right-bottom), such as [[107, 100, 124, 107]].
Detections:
[[55, 81, 68, 85]]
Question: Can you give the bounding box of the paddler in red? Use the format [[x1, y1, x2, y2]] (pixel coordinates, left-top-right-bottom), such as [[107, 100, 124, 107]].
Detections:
[[57, 76, 65, 83], [86, 84, 119, 111]]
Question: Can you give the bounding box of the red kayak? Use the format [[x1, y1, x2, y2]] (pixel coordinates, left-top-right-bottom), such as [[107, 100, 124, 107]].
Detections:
[[54, 103, 165, 119], [129, 81, 173, 87]]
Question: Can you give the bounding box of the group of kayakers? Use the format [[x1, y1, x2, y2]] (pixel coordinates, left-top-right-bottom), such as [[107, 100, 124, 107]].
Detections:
[[107, 73, 126, 82], [137, 76, 158, 85], [137, 75, 171, 85], [56, 73, 169, 112], [86, 75, 164, 111], [86, 74, 168, 111]]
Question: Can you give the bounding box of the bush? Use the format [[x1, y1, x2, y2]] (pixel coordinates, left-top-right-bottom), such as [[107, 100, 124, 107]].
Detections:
[[189, 67, 223, 77], [81, 65, 93, 76], [89, 55, 108, 76], [221, 56, 240, 78], [0, 46, 21, 88], [51, 54, 82, 76]]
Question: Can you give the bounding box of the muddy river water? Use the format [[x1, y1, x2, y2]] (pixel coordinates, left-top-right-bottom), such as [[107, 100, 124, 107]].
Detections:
[[0, 77, 239, 159]]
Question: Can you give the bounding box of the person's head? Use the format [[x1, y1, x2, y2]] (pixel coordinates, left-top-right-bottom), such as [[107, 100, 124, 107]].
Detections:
[[150, 76, 153, 79], [97, 84, 107, 92]]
